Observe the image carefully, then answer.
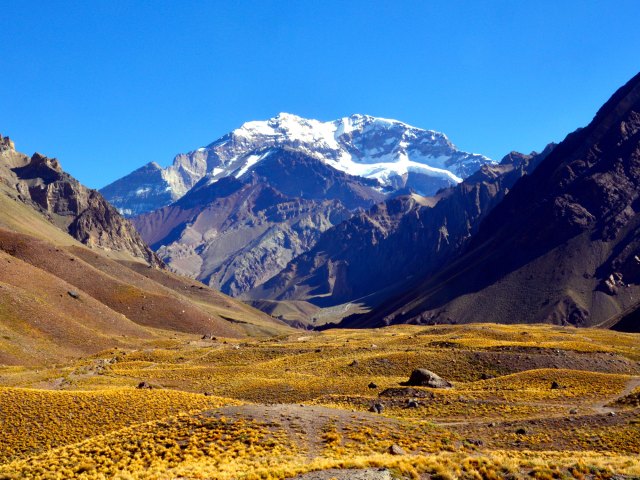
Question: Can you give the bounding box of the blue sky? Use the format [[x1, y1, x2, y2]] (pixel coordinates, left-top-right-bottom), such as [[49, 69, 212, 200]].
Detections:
[[1, 1, 639, 188]]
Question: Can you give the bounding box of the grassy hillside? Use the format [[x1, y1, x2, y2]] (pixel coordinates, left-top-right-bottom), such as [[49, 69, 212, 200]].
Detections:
[[0, 324, 638, 479]]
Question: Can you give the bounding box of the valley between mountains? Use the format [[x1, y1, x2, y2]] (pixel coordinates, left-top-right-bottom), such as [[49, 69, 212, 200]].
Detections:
[[0, 74, 640, 479]]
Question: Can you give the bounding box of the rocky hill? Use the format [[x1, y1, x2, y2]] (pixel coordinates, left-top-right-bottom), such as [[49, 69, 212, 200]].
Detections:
[[0, 135, 288, 365], [1, 137, 159, 265], [344, 72, 640, 332]]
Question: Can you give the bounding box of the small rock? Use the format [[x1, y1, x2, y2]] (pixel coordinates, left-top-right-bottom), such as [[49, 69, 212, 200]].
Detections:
[[551, 381, 560, 390], [388, 444, 405, 455], [406, 399, 419, 408], [608, 411, 616, 417], [370, 402, 385, 414], [67, 290, 80, 299], [515, 428, 527, 435], [368, 382, 378, 389], [569, 408, 578, 414], [137, 381, 152, 389], [349, 360, 359, 367], [480, 373, 496, 380], [488, 422, 497, 427]]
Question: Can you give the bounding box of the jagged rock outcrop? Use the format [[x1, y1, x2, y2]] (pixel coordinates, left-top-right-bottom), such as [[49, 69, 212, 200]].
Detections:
[[0, 134, 15, 151], [345, 71, 640, 332], [0, 142, 160, 266]]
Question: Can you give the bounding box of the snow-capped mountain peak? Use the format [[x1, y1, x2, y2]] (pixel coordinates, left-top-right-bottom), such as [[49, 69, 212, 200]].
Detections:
[[101, 113, 494, 216]]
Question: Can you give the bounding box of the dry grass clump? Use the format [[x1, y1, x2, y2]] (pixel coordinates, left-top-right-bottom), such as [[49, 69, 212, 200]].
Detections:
[[0, 412, 299, 479], [0, 387, 239, 463]]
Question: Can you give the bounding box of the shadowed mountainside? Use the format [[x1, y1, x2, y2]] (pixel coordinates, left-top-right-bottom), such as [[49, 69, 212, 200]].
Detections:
[[248, 147, 553, 320], [344, 72, 640, 332]]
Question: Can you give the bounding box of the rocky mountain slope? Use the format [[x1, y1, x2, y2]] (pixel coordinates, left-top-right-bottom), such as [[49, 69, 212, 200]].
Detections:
[[101, 113, 493, 216], [344, 72, 640, 332], [0, 134, 288, 365], [1, 136, 159, 265], [248, 146, 553, 319], [132, 148, 382, 296]]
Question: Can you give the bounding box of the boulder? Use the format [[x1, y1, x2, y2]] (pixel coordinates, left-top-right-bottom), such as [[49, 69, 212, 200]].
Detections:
[[388, 444, 405, 455], [402, 369, 452, 388]]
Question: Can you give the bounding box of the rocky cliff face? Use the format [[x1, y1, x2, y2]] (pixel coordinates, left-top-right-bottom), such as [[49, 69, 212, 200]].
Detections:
[[347, 72, 640, 331], [251, 146, 553, 309], [101, 113, 494, 216], [0, 139, 160, 266], [132, 148, 379, 295]]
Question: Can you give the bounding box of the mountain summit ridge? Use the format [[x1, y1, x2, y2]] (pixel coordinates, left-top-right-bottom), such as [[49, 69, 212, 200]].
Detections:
[[101, 113, 493, 216]]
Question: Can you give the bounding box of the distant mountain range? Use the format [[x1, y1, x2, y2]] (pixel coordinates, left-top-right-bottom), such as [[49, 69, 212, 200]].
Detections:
[[98, 73, 640, 333], [102, 114, 494, 299], [101, 113, 493, 217]]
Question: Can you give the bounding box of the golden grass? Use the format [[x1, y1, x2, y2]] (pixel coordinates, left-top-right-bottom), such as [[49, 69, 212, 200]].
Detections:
[[0, 387, 240, 463], [0, 323, 639, 478]]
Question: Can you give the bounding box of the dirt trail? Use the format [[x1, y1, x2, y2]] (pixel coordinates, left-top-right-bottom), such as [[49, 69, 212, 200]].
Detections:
[[214, 404, 400, 459], [592, 376, 640, 414], [286, 468, 394, 480]]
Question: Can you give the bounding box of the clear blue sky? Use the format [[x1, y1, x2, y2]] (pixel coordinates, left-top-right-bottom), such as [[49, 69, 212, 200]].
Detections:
[[1, 1, 639, 188]]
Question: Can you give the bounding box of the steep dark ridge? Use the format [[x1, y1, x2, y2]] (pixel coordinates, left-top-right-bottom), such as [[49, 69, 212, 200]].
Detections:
[[347, 72, 640, 331], [246, 147, 385, 209], [0, 141, 160, 266], [251, 146, 553, 312]]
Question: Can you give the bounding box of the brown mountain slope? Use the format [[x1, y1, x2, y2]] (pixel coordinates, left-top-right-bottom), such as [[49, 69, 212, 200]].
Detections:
[[346, 72, 640, 332], [0, 229, 242, 335], [0, 249, 155, 366], [0, 135, 289, 364]]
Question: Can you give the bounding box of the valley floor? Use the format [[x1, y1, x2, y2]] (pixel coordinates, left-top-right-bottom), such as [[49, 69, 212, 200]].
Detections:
[[0, 323, 639, 479]]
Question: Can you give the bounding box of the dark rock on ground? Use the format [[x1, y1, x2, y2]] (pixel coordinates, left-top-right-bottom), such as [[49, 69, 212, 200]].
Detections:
[[402, 369, 452, 388]]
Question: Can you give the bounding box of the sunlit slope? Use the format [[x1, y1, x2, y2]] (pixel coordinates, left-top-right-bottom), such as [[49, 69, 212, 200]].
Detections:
[[0, 323, 639, 479]]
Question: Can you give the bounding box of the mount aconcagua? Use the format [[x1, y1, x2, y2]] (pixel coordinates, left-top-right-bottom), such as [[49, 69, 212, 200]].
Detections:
[[101, 114, 494, 299], [101, 113, 493, 217]]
